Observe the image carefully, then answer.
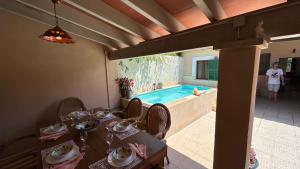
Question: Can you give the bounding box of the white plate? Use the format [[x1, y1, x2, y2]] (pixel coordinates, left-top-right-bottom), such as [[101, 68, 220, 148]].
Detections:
[[45, 144, 78, 165], [68, 111, 88, 119], [112, 122, 130, 133], [95, 111, 109, 119], [112, 147, 132, 161], [107, 148, 136, 168], [42, 123, 66, 135]]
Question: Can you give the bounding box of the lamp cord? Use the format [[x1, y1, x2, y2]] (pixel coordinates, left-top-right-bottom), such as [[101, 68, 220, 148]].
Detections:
[[53, 2, 58, 26], [104, 49, 111, 109]]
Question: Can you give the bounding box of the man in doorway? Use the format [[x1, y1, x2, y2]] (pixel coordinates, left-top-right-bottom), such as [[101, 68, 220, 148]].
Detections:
[[266, 62, 285, 101]]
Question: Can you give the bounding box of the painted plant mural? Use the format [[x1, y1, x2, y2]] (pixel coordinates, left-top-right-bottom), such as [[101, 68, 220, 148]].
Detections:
[[117, 54, 183, 94]]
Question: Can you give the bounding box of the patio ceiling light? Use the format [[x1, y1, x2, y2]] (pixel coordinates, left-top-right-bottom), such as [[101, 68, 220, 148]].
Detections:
[[40, 0, 74, 44]]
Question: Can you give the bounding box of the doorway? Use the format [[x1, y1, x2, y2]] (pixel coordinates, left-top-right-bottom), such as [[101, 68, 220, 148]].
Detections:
[[279, 57, 300, 97]]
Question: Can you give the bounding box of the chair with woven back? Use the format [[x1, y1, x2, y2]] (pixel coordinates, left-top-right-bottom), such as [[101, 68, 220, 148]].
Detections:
[[0, 134, 38, 169], [57, 97, 87, 121], [113, 98, 143, 120], [151, 164, 165, 169], [146, 103, 171, 165]]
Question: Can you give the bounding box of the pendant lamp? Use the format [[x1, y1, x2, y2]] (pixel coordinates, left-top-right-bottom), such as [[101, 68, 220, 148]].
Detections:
[[40, 0, 74, 44]]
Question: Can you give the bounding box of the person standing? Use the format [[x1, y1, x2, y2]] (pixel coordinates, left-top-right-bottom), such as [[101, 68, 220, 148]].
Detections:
[[266, 62, 285, 101]]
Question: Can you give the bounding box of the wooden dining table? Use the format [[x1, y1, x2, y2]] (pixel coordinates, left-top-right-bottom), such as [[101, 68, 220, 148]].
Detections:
[[37, 114, 167, 169]]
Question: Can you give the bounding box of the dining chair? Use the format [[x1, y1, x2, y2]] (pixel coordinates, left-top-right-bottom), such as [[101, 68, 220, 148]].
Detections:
[[57, 97, 87, 121], [114, 98, 143, 120], [151, 165, 165, 169], [0, 134, 38, 169], [146, 103, 171, 165]]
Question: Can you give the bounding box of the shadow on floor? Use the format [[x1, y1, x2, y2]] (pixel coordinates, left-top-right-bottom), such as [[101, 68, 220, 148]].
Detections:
[[255, 96, 300, 127], [253, 96, 300, 169], [166, 147, 208, 169]]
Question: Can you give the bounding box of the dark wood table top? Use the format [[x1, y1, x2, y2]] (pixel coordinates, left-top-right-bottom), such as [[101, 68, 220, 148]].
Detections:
[[37, 116, 167, 169]]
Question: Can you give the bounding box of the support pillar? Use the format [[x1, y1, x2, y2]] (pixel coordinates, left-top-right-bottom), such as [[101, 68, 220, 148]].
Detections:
[[213, 46, 261, 169]]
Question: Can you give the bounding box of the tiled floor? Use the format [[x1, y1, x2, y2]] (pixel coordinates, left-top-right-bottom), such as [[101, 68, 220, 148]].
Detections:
[[166, 97, 300, 169], [167, 111, 215, 169]]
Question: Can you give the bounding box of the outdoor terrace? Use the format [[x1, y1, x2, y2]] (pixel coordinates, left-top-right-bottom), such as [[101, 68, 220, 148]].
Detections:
[[166, 97, 300, 169]]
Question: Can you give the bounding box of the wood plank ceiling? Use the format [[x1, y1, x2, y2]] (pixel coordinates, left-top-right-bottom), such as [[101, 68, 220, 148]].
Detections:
[[0, 0, 287, 51]]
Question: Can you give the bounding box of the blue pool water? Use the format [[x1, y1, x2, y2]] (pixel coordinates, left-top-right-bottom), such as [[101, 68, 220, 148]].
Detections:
[[136, 85, 209, 104]]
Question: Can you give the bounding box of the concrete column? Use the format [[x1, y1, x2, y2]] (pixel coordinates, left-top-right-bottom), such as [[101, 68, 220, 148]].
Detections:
[[213, 46, 261, 169]]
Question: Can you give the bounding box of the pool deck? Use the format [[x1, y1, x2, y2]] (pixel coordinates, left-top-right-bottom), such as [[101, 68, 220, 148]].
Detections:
[[166, 97, 300, 169]]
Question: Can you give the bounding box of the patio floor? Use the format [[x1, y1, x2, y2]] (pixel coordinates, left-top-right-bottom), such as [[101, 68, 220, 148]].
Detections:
[[166, 97, 300, 169]]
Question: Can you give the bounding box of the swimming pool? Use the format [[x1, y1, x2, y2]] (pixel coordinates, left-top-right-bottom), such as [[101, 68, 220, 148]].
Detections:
[[136, 85, 209, 104]]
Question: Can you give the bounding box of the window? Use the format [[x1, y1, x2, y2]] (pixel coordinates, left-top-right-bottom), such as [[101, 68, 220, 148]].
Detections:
[[196, 60, 219, 80], [259, 53, 270, 75], [286, 58, 293, 73]]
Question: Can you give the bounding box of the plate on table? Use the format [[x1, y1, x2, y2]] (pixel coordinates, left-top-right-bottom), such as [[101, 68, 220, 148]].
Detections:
[[95, 111, 109, 119], [45, 143, 78, 165], [108, 146, 136, 167], [74, 120, 99, 131], [42, 123, 66, 135], [113, 121, 130, 133], [132, 122, 147, 131], [68, 111, 89, 119]]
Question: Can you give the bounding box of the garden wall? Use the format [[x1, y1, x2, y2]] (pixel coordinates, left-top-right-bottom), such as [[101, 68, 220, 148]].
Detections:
[[117, 54, 183, 94]]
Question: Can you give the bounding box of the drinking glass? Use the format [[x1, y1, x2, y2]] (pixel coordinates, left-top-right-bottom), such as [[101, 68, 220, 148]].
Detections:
[[133, 119, 139, 128], [87, 110, 92, 120], [104, 108, 110, 114], [106, 131, 114, 154], [80, 130, 88, 151], [70, 116, 75, 127]]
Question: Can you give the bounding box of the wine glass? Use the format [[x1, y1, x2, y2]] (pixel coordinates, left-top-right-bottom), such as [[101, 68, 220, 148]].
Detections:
[[80, 130, 88, 151], [69, 116, 75, 127], [87, 110, 93, 120], [133, 119, 139, 128], [106, 130, 114, 154], [104, 108, 110, 115]]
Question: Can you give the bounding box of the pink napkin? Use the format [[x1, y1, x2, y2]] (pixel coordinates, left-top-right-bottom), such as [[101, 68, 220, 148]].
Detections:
[[49, 153, 84, 169], [129, 143, 147, 159], [106, 120, 118, 128], [39, 130, 68, 141]]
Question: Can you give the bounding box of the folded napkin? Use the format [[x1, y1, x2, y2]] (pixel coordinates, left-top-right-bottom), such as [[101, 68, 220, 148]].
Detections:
[[129, 143, 147, 159], [106, 120, 118, 128], [50, 153, 84, 169], [39, 130, 68, 141]]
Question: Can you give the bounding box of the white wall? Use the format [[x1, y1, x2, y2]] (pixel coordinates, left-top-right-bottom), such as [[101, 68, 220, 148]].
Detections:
[[262, 39, 300, 63]]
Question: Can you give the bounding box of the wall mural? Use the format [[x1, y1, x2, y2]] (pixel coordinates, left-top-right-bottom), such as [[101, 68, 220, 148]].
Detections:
[[117, 54, 183, 94]]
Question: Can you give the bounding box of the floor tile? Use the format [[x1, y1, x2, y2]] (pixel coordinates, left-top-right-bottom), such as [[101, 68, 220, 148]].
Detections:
[[166, 97, 300, 169]]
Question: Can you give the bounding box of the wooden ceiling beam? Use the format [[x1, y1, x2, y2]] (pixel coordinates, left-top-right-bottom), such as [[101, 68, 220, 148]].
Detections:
[[193, 0, 227, 21], [121, 0, 186, 33], [0, 1, 125, 50], [112, 1, 300, 59], [18, 0, 143, 46], [64, 0, 160, 40]]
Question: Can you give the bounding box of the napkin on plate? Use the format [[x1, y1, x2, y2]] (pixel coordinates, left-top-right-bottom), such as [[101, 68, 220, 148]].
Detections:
[[129, 143, 147, 159], [39, 127, 68, 141], [106, 120, 118, 128], [49, 153, 84, 169]]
